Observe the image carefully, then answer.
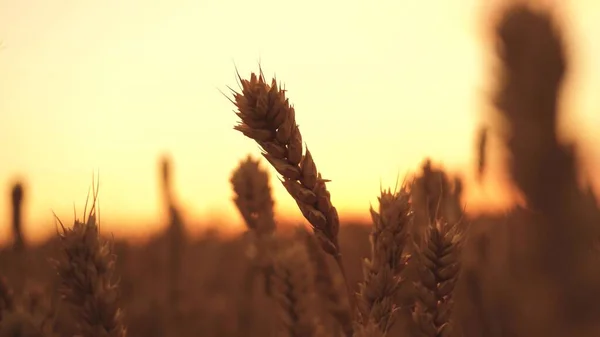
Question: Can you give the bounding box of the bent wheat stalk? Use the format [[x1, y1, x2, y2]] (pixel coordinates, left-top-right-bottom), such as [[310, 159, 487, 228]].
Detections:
[[226, 70, 357, 319]]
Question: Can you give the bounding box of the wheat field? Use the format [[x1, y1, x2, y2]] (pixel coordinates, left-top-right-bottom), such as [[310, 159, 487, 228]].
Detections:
[[2, 4, 600, 337]]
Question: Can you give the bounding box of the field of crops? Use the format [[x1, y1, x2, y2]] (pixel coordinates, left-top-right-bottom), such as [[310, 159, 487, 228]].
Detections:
[[2, 4, 600, 337]]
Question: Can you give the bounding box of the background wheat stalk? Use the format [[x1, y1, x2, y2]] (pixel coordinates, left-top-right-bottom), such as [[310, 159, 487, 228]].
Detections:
[[0, 277, 14, 323], [490, 4, 600, 334], [159, 155, 186, 337], [298, 226, 353, 337], [53, 188, 126, 337], [10, 182, 25, 253], [230, 155, 278, 297], [231, 155, 276, 236], [271, 239, 322, 337], [230, 155, 279, 335]]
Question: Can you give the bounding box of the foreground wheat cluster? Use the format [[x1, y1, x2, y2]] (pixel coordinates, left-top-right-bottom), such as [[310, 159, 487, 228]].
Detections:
[[227, 59, 464, 337], [3, 3, 600, 337]]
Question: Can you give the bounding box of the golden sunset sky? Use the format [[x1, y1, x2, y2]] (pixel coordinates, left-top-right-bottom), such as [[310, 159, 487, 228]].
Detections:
[[1, 0, 599, 243]]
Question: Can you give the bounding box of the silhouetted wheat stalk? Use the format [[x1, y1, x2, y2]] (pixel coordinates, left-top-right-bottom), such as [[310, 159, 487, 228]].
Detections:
[[226, 70, 357, 324], [411, 219, 462, 337], [356, 186, 412, 335], [52, 186, 126, 337], [0, 277, 14, 323], [159, 154, 186, 334], [231, 155, 279, 335], [298, 226, 353, 337], [10, 182, 25, 252], [271, 239, 322, 337]]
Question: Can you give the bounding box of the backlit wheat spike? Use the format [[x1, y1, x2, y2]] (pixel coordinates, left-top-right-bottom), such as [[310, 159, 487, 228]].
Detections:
[[228, 69, 356, 316], [228, 71, 340, 257], [357, 186, 412, 334], [412, 220, 462, 337], [53, 194, 126, 337]]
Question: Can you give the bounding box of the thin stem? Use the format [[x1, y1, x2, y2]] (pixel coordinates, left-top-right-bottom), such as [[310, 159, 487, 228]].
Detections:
[[334, 253, 358, 331]]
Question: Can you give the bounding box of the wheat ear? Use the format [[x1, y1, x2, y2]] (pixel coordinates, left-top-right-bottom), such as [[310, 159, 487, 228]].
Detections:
[[411, 219, 462, 337], [231, 155, 277, 235], [357, 186, 412, 334], [231, 155, 278, 298], [227, 70, 356, 316], [271, 239, 321, 337], [53, 190, 126, 337]]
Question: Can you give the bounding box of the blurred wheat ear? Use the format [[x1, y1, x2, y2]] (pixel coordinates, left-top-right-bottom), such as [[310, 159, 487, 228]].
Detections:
[[231, 155, 278, 293], [231, 155, 279, 335], [490, 3, 600, 335], [231, 155, 276, 236], [271, 238, 323, 337], [52, 187, 126, 337], [411, 160, 464, 245]]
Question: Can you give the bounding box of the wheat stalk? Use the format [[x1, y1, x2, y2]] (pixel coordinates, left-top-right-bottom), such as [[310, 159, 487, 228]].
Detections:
[[231, 155, 276, 235], [158, 155, 186, 337], [226, 69, 357, 317], [271, 239, 322, 337], [476, 126, 488, 184], [356, 186, 412, 334], [231, 155, 279, 335], [11, 182, 25, 252], [52, 187, 126, 337], [231, 155, 278, 296], [298, 227, 353, 337], [411, 219, 462, 337], [0, 277, 14, 323]]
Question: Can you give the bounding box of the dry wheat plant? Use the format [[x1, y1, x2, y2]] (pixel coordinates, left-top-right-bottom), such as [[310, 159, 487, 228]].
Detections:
[[2, 3, 600, 337]]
